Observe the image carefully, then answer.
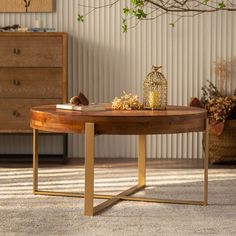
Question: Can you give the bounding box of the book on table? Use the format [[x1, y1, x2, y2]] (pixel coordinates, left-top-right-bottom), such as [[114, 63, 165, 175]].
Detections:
[[56, 103, 106, 111]]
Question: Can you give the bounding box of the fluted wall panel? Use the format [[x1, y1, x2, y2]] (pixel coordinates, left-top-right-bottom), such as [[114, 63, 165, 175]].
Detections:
[[0, 0, 235, 158]]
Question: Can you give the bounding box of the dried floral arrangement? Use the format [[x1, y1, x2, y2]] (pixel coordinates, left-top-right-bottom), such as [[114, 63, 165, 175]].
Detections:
[[201, 81, 235, 122], [112, 91, 143, 110], [190, 80, 236, 135]]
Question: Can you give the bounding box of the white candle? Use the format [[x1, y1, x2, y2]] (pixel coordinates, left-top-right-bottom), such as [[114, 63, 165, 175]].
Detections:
[[34, 19, 43, 28]]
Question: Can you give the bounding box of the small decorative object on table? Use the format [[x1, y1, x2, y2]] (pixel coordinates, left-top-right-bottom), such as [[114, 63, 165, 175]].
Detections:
[[112, 91, 143, 110], [190, 81, 236, 164], [70, 92, 89, 105], [143, 66, 167, 110], [57, 92, 105, 111]]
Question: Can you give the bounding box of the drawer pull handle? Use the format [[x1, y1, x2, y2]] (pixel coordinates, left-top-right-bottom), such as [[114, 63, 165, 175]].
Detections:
[[13, 80, 21, 86], [12, 110, 20, 117], [13, 48, 21, 55]]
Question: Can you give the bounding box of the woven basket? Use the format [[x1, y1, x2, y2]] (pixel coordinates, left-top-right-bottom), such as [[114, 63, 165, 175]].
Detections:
[[204, 120, 236, 164]]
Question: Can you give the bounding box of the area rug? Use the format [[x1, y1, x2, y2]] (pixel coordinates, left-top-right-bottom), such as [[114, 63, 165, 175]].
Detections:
[[0, 166, 236, 236]]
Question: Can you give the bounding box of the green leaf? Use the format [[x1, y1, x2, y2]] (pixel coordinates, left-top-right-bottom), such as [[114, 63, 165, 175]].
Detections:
[[123, 7, 130, 16], [122, 23, 128, 33], [218, 1, 226, 8], [122, 19, 128, 33], [77, 14, 84, 22], [138, 9, 147, 18], [203, 0, 209, 4], [131, 0, 138, 6], [132, 9, 147, 19], [131, 0, 144, 7]]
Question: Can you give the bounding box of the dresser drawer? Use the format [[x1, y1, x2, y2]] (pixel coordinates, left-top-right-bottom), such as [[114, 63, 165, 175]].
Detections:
[[0, 68, 62, 98], [0, 98, 62, 131], [0, 36, 63, 67]]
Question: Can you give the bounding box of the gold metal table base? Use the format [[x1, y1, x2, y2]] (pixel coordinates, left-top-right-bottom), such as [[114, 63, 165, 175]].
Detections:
[[33, 119, 209, 216], [33, 184, 205, 215]]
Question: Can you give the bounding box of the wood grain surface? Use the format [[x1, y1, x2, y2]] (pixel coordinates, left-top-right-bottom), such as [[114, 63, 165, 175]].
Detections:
[[0, 68, 62, 98], [0, 32, 68, 133], [0, 0, 54, 13], [0, 35, 62, 67], [30, 105, 207, 135], [0, 99, 61, 132]]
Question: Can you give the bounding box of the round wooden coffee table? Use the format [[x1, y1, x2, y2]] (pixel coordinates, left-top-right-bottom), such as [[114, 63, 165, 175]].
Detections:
[[30, 105, 208, 216]]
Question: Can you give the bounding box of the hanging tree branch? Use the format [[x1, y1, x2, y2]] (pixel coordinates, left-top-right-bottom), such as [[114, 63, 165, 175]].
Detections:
[[77, 0, 236, 31]]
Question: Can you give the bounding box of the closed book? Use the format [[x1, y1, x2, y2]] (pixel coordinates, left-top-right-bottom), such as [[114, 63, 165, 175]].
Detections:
[[56, 103, 106, 111]]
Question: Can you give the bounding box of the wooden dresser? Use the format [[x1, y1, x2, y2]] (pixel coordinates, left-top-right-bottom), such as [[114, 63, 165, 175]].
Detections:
[[0, 32, 68, 161], [0, 32, 67, 132]]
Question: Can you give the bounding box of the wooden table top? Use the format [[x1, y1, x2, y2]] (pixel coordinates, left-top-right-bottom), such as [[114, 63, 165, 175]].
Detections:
[[30, 105, 207, 135]]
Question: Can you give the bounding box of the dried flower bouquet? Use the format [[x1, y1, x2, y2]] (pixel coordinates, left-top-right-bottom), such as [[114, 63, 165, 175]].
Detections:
[[190, 81, 236, 135]]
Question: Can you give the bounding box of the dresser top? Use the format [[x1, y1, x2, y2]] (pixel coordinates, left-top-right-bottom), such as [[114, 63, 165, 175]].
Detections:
[[0, 32, 67, 37]]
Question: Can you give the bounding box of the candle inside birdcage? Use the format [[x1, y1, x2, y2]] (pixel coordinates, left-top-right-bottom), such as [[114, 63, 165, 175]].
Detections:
[[143, 66, 167, 110]]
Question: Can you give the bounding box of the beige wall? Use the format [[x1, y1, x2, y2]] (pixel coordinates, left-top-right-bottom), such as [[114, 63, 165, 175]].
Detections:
[[0, 0, 235, 158]]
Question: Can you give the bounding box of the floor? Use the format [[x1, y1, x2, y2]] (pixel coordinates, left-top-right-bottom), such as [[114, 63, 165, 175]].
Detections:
[[1, 157, 235, 169], [0, 158, 236, 235]]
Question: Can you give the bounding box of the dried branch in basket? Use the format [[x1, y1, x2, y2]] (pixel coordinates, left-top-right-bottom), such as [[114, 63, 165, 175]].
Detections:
[[200, 81, 235, 123], [201, 80, 222, 104], [206, 97, 234, 122]]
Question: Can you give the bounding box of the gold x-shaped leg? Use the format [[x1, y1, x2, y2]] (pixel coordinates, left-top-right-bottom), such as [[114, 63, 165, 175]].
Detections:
[[83, 123, 147, 216], [33, 119, 208, 216], [32, 126, 147, 216], [82, 121, 208, 215]]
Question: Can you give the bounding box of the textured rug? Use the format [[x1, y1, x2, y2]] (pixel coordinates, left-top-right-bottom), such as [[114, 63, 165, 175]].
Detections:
[[0, 166, 236, 236]]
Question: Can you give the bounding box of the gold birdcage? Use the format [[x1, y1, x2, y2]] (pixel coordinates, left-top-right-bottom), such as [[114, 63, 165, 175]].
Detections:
[[143, 66, 167, 110]]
